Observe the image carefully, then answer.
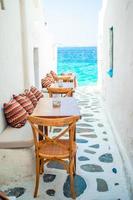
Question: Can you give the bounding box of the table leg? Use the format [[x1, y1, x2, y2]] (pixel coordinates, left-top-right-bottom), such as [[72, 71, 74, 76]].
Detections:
[[44, 126, 48, 136]]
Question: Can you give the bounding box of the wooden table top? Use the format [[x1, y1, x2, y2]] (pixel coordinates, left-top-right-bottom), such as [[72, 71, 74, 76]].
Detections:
[[32, 97, 81, 118], [50, 82, 74, 89]]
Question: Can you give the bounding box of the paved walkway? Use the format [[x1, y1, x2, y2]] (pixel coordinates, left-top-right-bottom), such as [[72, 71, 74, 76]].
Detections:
[[0, 86, 130, 200]]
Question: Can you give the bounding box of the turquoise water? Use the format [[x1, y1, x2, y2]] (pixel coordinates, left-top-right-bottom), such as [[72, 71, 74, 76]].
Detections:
[[57, 47, 97, 86]]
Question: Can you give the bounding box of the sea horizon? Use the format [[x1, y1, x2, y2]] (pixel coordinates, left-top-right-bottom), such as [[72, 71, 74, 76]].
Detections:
[[57, 46, 98, 86], [57, 45, 97, 48]]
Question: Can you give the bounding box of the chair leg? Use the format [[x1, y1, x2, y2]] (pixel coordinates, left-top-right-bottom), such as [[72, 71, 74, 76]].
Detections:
[[70, 158, 76, 199], [40, 159, 44, 174], [73, 161, 76, 175], [70, 173, 76, 199], [34, 157, 40, 198], [74, 154, 76, 174]]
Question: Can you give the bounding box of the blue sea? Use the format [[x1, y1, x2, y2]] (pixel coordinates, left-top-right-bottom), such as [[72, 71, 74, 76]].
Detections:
[[57, 47, 97, 86]]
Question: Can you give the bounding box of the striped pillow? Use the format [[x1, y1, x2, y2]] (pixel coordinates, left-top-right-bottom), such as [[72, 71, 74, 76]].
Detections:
[[3, 99, 28, 128], [50, 70, 58, 81], [41, 76, 53, 88], [46, 73, 55, 83], [13, 94, 34, 115], [30, 86, 43, 101], [25, 91, 37, 107]]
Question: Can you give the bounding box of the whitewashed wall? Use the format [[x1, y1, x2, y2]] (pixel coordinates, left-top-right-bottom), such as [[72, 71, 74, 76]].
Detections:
[[99, 0, 133, 182], [20, 0, 57, 89], [0, 0, 57, 133], [0, 0, 24, 133]]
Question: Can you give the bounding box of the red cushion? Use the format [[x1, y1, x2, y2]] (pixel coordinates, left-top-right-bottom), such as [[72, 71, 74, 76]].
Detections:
[[50, 70, 58, 81], [30, 86, 43, 101], [46, 73, 55, 83], [13, 94, 34, 115], [25, 90, 37, 107], [3, 99, 28, 128], [41, 76, 53, 88]]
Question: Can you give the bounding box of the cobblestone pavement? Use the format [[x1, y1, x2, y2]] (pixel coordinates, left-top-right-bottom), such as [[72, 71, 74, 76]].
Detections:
[[1, 86, 130, 200]]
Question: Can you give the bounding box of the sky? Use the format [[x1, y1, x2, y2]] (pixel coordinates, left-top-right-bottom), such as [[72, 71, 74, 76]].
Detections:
[[42, 0, 102, 47]]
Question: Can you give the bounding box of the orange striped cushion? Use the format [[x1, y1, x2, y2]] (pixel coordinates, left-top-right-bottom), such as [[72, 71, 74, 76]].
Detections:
[[3, 99, 28, 128], [50, 70, 58, 81], [13, 94, 34, 115], [46, 73, 55, 83], [30, 86, 43, 101], [25, 91, 37, 107], [41, 77, 53, 88]]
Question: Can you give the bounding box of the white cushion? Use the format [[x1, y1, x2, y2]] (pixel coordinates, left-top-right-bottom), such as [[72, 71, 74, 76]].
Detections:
[[41, 88, 48, 93], [0, 122, 34, 149]]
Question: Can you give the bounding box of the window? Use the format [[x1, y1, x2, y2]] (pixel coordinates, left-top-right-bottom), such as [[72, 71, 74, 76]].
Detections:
[[108, 26, 114, 77], [0, 0, 5, 10]]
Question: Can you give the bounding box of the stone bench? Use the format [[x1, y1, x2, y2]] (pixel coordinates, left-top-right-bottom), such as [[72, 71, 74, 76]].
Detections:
[[0, 122, 33, 149], [0, 123, 35, 184]]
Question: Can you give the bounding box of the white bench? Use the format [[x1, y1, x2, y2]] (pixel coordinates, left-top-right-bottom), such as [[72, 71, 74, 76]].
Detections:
[[0, 123, 35, 184], [0, 122, 34, 149]]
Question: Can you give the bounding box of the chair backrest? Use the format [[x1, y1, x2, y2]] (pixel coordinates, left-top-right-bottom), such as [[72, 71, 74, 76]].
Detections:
[[28, 115, 80, 153], [47, 87, 74, 97]]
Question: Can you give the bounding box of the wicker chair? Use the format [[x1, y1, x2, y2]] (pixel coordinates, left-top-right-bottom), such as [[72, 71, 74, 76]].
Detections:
[[50, 71, 77, 87], [28, 115, 80, 199], [47, 87, 74, 97]]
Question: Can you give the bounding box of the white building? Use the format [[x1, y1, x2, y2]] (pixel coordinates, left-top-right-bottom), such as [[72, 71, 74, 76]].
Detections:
[[98, 0, 133, 189], [0, 0, 57, 133]]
